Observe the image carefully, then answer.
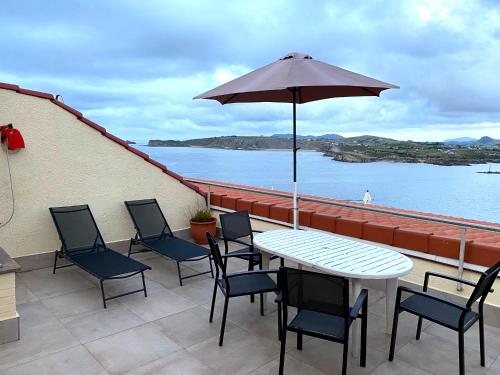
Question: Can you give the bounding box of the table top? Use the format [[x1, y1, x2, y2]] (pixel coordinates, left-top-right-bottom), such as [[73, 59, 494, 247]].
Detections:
[[254, 229, 413, 280]]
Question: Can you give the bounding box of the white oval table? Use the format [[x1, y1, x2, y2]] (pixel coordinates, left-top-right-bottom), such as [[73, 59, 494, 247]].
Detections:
[[254, 229, 413, 357]]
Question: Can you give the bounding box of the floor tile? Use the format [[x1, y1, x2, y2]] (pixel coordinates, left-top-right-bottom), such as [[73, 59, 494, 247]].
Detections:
[[170, 276, 216, 306], [42, 288, 119, 320], [424, 321, 500, 359], [141, 256, 202, 289], [486, 354, 500, 375], [248, 354, 327, 375], [14, 281, 39, 305], [155, 305, 235, 348], [16, 301, 59, 330], [367, 311, 431, 354], [2, 346, 104, 375], [0, 321, 79, 370], [18, 268, 95, 299], [370, 358, 433, 375], [119, 287, 196, 322], [124, 349, 217, 375], [85, 323, 182, 374], [288, 336, 387, 375], [396, 331, 494, 375], [63, 306, 145, 343], [187, 327, 279, 375]]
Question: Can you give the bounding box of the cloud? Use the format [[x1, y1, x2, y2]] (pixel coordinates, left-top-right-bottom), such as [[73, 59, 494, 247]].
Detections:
[[1, 0, 500, 141]]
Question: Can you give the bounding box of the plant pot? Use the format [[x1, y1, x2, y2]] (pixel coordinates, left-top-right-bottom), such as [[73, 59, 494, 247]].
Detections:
[[190, 218, 217, 244]]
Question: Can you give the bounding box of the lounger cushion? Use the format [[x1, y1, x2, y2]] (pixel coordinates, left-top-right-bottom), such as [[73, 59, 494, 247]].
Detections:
[[143, 237, 209, 261], [70, 249, 150, 279]]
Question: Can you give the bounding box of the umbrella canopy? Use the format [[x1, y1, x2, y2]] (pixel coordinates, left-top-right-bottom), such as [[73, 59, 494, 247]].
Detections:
[[194, 52, 398, 103], [194, 52, 398, 229]]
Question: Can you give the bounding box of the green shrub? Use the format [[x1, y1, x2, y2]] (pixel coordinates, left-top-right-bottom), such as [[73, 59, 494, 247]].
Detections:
[[191, 209, 214, 223]]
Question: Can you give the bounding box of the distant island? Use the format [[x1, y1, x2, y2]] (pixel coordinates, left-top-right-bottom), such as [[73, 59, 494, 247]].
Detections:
[[147, 134, 500, 166]]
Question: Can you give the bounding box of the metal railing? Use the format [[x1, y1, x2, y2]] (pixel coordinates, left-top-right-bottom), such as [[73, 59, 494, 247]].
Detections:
[[187, 177, 500, 289]]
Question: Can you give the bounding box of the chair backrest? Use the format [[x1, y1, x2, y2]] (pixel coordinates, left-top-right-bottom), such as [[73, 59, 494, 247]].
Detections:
[[207, 232, 227, 278], [124, 199, 173, 241], [49, 205, 106, 255], [467, 261, 500, 307], [278, 267, 350, 317], [220, 210, 252, 241]]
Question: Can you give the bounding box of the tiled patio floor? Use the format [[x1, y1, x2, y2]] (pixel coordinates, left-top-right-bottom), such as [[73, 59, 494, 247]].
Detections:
[[2, 248, 500, 374]]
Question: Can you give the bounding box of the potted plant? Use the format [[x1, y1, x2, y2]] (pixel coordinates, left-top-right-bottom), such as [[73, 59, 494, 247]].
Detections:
[[190, 208, 217, 244]]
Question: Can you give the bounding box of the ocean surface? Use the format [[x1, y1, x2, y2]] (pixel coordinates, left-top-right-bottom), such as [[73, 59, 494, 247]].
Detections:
[[136, 145, 500, 223]]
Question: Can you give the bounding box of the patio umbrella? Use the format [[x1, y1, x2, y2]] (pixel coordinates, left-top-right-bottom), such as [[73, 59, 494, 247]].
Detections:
[[194, 52, 398, 229]]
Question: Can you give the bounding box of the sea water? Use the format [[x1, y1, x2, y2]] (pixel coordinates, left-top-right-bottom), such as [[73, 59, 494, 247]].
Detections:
[[137, 145, 500, 223]]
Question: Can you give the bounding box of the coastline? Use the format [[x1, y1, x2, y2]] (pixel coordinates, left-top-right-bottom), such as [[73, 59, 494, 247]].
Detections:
[[144, 144, 498, 166]]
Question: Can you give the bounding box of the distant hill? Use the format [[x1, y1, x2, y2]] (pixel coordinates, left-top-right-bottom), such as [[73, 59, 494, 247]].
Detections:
[[148, 135, 329, 151], [271, 133, 343, 140], [147, 134, 500, 166], [443, 136, 500, 146], [443, 137, 477, 144]]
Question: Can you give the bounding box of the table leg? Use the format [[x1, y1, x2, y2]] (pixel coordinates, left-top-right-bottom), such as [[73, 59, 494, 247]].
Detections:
[[350, 278, 362, 357], [260, 251, 271, 310], [385, 278, 398, 334]]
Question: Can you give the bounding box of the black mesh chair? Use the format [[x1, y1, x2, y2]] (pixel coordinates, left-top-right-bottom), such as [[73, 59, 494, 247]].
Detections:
[[207, 233, 279, 346], [50, 205, 151, 308], [125, 199, 213, 286], [219, 210, 262, 269], [389, 261, 500, 375], [278, 267, 368, 375], [219, 210, 280, 302]]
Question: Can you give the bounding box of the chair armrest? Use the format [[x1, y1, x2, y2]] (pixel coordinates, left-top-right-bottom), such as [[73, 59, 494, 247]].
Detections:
[[350, 289, 368, 319], [221, 252, 261, 259], [424, 272, 476, 288], [424, 272, 494, 293], [226, 269, 279, 279], [220, 237, 252, 248], [398, 286, 470, 311]]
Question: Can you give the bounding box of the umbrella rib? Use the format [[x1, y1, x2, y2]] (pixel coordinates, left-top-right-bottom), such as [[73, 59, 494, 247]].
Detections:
[[222, 93, 238, 104], [360, 87, 380, 97]]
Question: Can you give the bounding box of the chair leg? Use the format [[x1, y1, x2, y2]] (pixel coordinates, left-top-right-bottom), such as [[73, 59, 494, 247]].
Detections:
[[249, 259, 254, 303], [260, 293, 264, 316], [219, 296, 229, 346], [297, 333, 303, 350], [388, 308, 400, 361], [209, 280, 217, 323], [342, 334, 349, 375], [127, 240, 133, 257], [416, 317, 423, 340], [100, 279, 107, 309], [459, 330, 465, 375], [141, 271, 147, 297], [278, 327, 287, 375], [479, 314, 485, 367], [208, 256, 214, 279], [277, 302, 282, 341], [360, 298, 368, 367], [52, 250, 59, 274], [176, 261, 183, 286]]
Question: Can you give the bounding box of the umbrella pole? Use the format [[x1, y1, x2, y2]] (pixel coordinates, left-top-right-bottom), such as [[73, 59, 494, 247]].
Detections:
[[292, 88, 298, 230]]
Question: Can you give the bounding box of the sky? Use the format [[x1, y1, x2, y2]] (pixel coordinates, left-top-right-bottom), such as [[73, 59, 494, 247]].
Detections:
[[1, 0, 500, 142]]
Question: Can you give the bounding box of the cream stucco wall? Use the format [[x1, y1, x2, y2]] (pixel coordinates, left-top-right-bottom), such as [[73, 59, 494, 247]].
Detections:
[[0, 88, 205, 258]]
